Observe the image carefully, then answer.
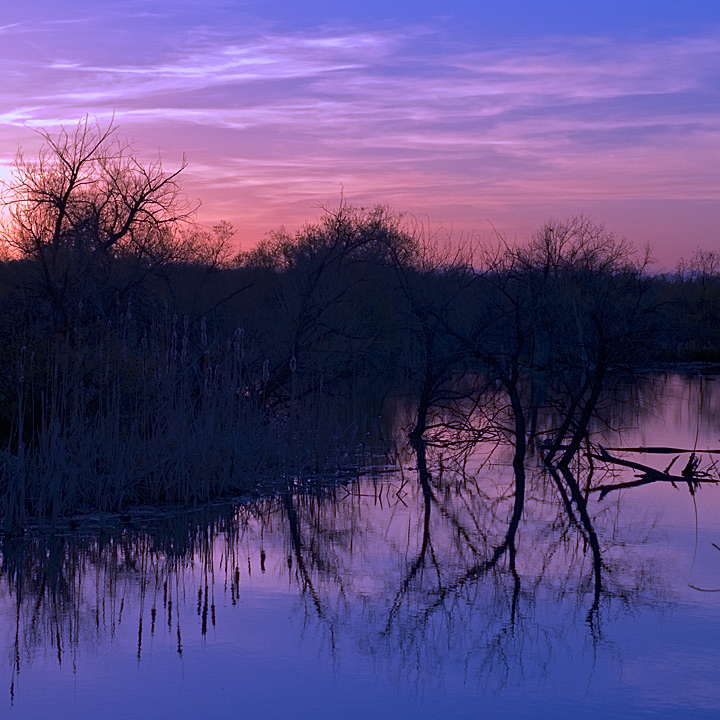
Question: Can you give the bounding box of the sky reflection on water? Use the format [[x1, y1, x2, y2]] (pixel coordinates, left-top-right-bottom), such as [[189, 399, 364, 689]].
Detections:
[[2, 374, 720, 719]]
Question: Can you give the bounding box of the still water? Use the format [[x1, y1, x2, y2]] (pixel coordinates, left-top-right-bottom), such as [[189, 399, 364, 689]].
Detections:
[[2, 374, 720, 719]]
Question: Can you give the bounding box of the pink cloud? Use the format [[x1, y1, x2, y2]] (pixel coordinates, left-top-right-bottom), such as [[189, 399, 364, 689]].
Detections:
[[0, 18, 718, 268]]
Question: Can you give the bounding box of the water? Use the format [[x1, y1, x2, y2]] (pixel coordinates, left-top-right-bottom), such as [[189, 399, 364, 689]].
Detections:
[[2, 374, 720, 719]]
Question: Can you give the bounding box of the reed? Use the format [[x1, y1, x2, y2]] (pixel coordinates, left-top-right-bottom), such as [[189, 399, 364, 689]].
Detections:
[[0, 305, 375, 534]]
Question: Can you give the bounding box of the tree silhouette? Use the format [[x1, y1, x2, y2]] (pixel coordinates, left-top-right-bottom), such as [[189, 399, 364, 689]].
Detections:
[[0, 117, 197, 324]]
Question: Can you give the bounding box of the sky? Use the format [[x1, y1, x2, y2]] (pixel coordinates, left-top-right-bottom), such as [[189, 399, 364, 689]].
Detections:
[[1, 0, 719, 268]]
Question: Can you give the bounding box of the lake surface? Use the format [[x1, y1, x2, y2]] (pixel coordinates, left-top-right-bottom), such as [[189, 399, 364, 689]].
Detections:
[[3, 374, 720, 719]]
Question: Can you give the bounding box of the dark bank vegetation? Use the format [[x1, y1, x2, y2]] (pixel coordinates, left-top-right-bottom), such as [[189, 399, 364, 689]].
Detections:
[[0, 118, 718, 534]]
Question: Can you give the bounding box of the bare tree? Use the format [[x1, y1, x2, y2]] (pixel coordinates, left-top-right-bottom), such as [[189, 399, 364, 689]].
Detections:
[[676, 246, 720, 282], [0, 117, 197, 323]]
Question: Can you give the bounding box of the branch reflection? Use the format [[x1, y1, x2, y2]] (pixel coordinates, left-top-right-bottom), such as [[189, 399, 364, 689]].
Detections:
[[1, 375, 712, 703]]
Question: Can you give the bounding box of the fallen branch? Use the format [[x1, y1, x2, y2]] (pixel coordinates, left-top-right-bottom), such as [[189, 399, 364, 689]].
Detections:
[[589, 447, 718, 500], [603, 445, 720, 455]]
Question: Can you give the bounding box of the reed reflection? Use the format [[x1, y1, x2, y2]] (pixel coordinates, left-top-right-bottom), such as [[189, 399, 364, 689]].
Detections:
[[1, 375, 717, 704]]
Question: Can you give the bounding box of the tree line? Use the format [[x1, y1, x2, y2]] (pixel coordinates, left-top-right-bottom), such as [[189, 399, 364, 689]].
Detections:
[[0, 118, 718, 531]]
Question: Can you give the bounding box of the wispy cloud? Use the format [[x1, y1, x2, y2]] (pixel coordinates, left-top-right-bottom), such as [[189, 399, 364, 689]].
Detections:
[[0, 10, 718, 263]]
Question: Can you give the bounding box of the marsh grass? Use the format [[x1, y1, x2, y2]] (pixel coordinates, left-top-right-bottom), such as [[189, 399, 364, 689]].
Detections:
[[0, 306, 378, 535]]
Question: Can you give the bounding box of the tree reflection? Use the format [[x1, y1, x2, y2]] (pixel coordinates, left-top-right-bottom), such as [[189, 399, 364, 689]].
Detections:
[[1, 376, 716, 702]]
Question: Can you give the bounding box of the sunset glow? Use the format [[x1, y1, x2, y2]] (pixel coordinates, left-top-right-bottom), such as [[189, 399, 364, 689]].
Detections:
[[1, 0, 719, 267]]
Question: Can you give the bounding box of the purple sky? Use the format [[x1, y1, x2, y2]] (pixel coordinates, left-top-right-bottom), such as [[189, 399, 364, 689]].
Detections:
[[1, 0, 719, 268]]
